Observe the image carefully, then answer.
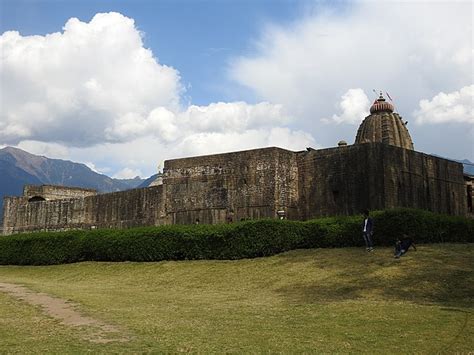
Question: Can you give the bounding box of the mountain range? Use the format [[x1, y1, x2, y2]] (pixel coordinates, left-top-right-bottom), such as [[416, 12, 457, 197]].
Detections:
[[0, 147, 155, 221]]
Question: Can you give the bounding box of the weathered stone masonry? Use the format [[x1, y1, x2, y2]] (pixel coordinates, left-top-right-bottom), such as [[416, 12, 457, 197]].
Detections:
[[2, 185, 163, 234], [2, 143, 468, 235], [298, 143, 466, 218], [162, 147, 299, 224]]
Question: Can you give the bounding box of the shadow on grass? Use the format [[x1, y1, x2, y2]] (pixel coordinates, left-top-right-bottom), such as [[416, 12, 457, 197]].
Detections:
[[275, 244, 474, 308], [439, 308, 471, 313]]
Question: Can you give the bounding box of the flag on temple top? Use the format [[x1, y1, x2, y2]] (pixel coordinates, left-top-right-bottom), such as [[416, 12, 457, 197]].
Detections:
[[386, 92, 393, 101]]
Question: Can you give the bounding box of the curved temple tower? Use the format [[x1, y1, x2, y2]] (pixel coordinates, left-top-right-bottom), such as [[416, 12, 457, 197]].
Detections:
[[355, 92, 414, 150]]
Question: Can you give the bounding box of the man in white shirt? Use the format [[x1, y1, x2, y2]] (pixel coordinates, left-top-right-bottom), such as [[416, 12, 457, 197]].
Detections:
[[362, 209, 374, 252]]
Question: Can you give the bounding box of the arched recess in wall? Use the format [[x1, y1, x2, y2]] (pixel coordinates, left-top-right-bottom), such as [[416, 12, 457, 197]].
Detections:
[[28, 196, 46, 202]]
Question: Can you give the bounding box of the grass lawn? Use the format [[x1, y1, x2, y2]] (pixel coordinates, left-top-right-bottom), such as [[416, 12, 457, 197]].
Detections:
[[0, 243, 472, 353]]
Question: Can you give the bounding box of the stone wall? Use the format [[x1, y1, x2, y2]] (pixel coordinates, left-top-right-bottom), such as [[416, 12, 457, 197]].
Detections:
[[382, 145, 467, 215], [296, 144, 385, 219], [162, 147, 299, 224], [295, 143, 467, 218], [91, 185, 164, 229], [2, 186, 163, 235], [1, 143, 468, 235]]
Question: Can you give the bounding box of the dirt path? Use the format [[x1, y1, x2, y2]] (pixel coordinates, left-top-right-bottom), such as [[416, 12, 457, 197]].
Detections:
[[0, 282, 131, 344]]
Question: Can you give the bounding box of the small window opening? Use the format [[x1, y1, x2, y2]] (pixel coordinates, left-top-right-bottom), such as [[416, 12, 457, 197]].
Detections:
[[28, 196, 46, 202]]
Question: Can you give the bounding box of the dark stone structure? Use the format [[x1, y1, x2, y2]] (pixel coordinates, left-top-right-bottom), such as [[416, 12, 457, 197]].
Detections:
[[2, 185, 164, 234], [2, 94, 470, 234], [162, 147, 299, 224]]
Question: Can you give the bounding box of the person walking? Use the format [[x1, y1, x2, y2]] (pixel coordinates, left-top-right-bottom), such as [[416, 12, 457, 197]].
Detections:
[[362, 210, 374, 252]]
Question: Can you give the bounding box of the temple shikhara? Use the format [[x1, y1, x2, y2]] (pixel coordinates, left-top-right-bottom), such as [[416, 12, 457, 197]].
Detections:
[[2, 93, 472, 235]]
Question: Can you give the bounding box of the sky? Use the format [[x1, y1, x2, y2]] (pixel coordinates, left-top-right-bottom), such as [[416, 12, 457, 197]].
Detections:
[[1, 0, 472, 179]]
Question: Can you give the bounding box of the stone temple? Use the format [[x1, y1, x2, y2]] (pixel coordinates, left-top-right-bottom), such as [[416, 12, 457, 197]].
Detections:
[[2, 93, 472, 235]]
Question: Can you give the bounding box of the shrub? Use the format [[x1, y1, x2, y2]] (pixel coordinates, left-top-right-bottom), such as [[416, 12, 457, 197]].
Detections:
[[0, 209, 472, 265], [303, 215, 362, 248], [372, 208, 474, 244]]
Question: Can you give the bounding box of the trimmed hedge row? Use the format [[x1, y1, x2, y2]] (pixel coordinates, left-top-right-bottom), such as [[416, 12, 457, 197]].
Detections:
[[0, 208, 472, 265]]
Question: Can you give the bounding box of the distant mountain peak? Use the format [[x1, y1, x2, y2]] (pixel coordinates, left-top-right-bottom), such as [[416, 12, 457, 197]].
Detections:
[[1, 146, 48, 178], [2, 146, 43, 158]]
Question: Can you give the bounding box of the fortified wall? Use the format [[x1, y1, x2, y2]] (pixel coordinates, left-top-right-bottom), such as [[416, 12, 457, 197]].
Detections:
[[162, 147, 299, 224], [1, 93, 470, 234], [298, 143, 467, 218], [2, 143, 467, 235], [2, 185, 163, 234]]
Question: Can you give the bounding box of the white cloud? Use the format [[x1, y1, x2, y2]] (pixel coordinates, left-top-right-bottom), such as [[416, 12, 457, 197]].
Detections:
[[175, 127, 315, 158], [84, 162, 101, 174], [113, 167, 143, 179], [0, 12, 182, 147], [230, 1, 473, 158], [102, 100, 294, 145], [322, 88, 369, 124], [104, 108, 180, 143], [0, 13, 314, 181], [414, 85, 474, 125], [1, 12, 310, 176], [180, 101, 290, 133], [267, 127, 315, 149]]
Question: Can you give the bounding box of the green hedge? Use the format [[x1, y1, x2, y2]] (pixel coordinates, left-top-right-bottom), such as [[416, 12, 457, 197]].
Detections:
[[0, 208, 472, 265]]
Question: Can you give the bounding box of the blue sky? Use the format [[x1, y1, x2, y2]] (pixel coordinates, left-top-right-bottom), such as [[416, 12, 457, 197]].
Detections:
[[1, 0, 472, 178], [1, 0, 326, 105]]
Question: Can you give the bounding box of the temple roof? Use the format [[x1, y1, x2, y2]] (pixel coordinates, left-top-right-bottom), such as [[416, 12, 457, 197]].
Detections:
[[370, 92, 394, 114], [355, 92, 414, 150]]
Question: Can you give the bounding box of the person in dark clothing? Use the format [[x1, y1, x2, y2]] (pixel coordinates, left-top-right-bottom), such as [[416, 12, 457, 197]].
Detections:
[[362, 209, 374, 252], [394, 235, 417, 258]]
